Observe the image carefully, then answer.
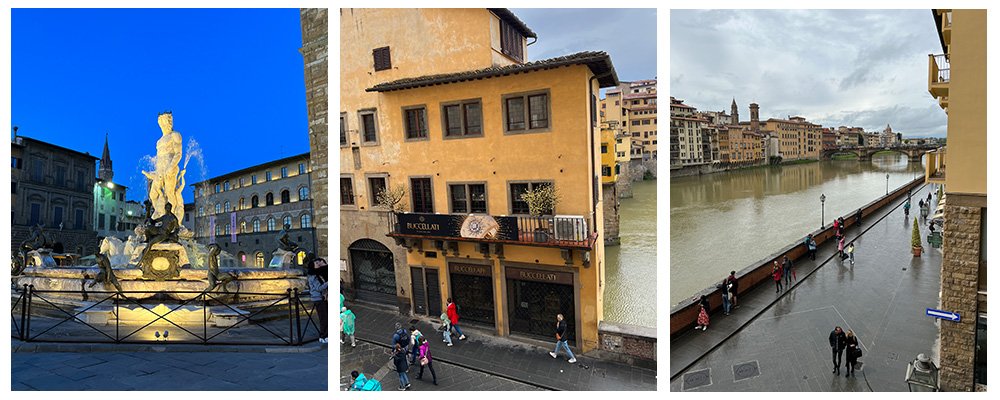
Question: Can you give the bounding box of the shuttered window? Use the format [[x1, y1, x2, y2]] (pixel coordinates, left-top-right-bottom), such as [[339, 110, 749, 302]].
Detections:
[[499, 20, 524, 62], [373, 46, 391, 71]]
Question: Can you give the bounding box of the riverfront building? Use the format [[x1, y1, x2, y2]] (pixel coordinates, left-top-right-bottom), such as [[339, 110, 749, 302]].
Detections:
[[191, 153, 316, 267], [762, 116, 821, 162], [340, 8, 614, 352], [925, 8, 986, 391], [10, 133, 99, 256]]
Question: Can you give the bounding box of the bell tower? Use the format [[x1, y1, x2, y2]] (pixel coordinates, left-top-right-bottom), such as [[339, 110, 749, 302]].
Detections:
[[750, 103, 760, 131], [98, 133, 114, 181], [731, 98, 739, 124]]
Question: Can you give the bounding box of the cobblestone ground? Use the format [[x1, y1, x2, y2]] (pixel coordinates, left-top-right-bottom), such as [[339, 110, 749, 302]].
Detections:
[[12, 348, 328, 390], [340, 341, 543, 391]]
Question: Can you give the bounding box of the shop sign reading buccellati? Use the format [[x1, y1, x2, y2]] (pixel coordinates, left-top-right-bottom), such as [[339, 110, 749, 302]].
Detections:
[[505, 266, 573, 285]]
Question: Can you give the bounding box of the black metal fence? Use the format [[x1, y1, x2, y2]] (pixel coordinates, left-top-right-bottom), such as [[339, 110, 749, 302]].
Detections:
[[11, 285, 323, 346]]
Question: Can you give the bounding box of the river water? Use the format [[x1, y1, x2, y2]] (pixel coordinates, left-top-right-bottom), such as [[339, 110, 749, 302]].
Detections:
[[670, 153, 924, 306], [604, 179, 657, 328]]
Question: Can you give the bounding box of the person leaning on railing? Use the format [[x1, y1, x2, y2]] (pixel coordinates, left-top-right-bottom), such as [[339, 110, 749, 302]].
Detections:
[[307, 253, 329, 344]]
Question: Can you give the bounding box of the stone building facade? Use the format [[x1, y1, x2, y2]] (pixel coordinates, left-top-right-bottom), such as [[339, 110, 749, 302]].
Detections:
[[300, 8, 328, 260], [191, 153, 316, 267], [11, 135, 99, 255]]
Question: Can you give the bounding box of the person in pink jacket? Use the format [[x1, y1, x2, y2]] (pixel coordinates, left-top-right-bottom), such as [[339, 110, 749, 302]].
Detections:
[[416, 337, 437, 385]]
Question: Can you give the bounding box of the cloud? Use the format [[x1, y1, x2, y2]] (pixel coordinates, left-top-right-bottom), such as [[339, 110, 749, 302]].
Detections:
[[671, 9, 947, 137]]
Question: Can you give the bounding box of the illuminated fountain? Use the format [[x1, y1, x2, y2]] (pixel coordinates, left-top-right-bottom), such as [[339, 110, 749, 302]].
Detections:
[[12, 113, 310, 340]]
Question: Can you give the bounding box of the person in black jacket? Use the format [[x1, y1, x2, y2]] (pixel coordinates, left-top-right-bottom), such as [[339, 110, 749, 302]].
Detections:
[[845, 329, 860, 377], [392, 343, 411, 390], [829, 326, 848, 375], [548, 314, 577, 363]]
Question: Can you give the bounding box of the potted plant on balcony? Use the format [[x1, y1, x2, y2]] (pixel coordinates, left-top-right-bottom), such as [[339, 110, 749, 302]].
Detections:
[[520, 185, 560, 243], [912, 217, 922, 257], [376, 185, 407, 231]]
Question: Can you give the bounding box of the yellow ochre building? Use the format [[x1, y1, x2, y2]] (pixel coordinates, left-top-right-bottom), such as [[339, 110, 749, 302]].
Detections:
[[340, 8, 617, 351]]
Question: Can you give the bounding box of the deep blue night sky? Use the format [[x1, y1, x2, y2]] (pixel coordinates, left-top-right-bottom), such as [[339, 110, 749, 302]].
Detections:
[[12, 8, 309, 202]]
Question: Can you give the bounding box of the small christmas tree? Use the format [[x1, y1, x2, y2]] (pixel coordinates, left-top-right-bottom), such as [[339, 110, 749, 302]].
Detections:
[[911, 217, 922, 249]]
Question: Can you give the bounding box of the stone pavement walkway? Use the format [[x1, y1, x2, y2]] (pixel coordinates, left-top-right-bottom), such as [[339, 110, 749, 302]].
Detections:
[[11, 343, 328, 390], [340, 340, 542, 391], [670, 183, 943, 391], [345, 303, 657, 391]]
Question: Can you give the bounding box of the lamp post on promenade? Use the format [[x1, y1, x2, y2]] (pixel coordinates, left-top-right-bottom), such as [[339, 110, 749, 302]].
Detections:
[[820, 193, 826, 229], [886, 173, 890, 195]]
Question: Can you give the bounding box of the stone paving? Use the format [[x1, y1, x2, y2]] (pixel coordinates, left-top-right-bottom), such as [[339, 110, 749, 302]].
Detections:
[[670, 183, 943, 392], [11, 344, 328, 390], [340, 340, 542, 391], [345, 302, 657, 391]]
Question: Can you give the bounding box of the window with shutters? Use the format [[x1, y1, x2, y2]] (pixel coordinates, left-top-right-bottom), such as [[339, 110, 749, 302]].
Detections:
[[373, 46, 391, 71], [403, 106, 428, 141], [359, 110, 379, 145], [499, 19, 524, 62], [442, 99, 483, 138], [449, 183, 487, 214], [503, 91, 550, 134], [410, 177, 433, 213]]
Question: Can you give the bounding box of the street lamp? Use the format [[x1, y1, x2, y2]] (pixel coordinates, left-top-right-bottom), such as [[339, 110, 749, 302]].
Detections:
[[820, 194, 826, 229], [886, 173, 890, 195], [905, 353, 939, 392]]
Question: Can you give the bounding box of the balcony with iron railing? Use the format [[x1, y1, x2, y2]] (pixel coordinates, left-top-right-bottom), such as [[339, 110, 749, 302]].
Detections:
[[928, 54, 950, 103], [387, 212, 597, 250]]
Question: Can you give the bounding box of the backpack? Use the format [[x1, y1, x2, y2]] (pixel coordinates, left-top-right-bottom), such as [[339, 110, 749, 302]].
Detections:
[[359, 378, 382, 391]]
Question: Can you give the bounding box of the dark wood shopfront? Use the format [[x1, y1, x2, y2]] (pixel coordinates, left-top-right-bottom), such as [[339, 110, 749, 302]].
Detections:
[[448, 262, 496, 327], [505, 266, 576, 345]]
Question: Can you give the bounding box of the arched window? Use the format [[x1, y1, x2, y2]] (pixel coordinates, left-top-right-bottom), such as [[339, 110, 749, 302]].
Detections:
[[215, 224, 222, 236], [267, 217, 276, 231], [282, 215, 292, 228], [240, 221, 247, 233], [237, 251, 246, 267], [224, 223, 230, 235], [280, 190, 290, 204], [223, 181, 230, 191], [254, 252, 265, 267], [298, 187, 309, 201], [252, 218, 260, 233], [238, 197, 245, 210], [214, 203, 221, 214], [300, 214, 311, 229], [266, 193, 274, 206], [224, 201, 230, 212], [198, 206, 204, 216], [251, 195, 259, 208]]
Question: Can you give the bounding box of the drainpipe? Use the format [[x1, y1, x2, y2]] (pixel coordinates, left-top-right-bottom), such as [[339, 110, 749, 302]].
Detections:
[[527, 37, 537, 46]]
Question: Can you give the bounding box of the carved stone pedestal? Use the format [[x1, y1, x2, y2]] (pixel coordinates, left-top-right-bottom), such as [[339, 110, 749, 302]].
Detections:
[[141, 243, 189, 280], [268, 249, 296, 269]]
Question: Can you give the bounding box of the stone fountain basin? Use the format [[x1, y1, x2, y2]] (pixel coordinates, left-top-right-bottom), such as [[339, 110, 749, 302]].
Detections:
[[14, 267, 308, 301]]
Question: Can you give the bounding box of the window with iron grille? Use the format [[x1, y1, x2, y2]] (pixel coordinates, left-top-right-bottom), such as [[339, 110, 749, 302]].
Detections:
[[410, 178, 433, 213], [509, 181, 553, 215], [504, 92, 549, 133], [443, 100, 483, 138], [499, 20, 524, 62], [403, 107, 428, 140], [450, 183, 487, 214], [373, 46, 391, 71]]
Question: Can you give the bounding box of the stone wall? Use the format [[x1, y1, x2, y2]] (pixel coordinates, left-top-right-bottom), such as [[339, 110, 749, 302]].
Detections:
[[595, 321, 656, 370], [938, 202, 982, 392], [602, 183, 620, 245], [301, 8, 328, 259], [616, 162, 633, 198], [339, 209, 411, 313]]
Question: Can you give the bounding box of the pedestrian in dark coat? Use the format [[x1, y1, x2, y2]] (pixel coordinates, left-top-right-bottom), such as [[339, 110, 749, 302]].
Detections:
[[782, 256, 794, 285], [393, 343, 411, 390], [829, 326, 847, 375], [726, 271, 739, 308], [845, 329, 860, 377]]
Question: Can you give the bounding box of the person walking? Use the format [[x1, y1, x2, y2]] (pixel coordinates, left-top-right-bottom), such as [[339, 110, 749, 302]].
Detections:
[[446, 298, 467, 340], [340, 306, 356, 346], [855, 209, 863, 225], [846, 243, 855, 266], [695, 295, 710, 331], [782, 256, 794, 285], [720, 279, 732, 315], [408, 325, 424, 365], [838, 236, 846, 260], [549, 314, 577, 363], [904, 198, 911, 216], [307, 253, 329, 344], [416, 337, 438, 385], [845, 329, 860, 377], [392, 322, 409, 352], [438, 313, 453, 347], [772, 262, 783, 293], [833, 218, 840, 233], [837, 217, 845, 236], [927, 191, 932, 203], [726, 271, 739, 308], [805, 235, 817, 260], [392, 343, 411, 390], [829, 326, 847, 376]]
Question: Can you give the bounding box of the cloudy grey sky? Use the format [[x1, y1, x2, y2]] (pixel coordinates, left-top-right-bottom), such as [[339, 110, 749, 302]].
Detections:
[[671, 10, 948, 137], [512, 8, 656, 83]]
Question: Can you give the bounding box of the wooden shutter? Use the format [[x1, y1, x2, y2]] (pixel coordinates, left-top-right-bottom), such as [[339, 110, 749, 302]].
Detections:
[[373, 46, 391, 71]]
